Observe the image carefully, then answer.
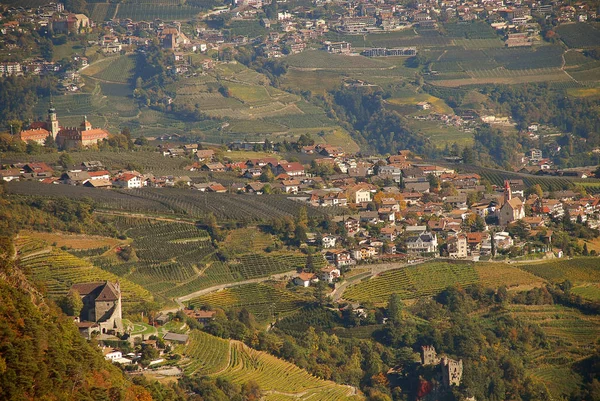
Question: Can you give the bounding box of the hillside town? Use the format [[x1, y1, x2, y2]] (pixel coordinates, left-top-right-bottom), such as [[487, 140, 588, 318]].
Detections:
[[4, 136, 599, 275], [1, 0, 598, 78]]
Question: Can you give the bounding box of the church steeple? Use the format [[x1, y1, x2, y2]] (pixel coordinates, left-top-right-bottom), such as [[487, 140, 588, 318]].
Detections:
[[504, 180, 512, 202], [81, 115, 92, 131], [47, 100, 59, 138]]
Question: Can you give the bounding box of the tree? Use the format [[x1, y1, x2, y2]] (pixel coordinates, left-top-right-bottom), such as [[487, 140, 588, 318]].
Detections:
[[7, 119, 22, 135], [58, 152, 73, 169], [314, 281, 326, 307], [64, 289, 83, 317], [525, 184, 543, 199], [259, 167, 274, 183], [387, 293, 403, 323], [26, 140, 42, 154], [44, 134, 57, 150]]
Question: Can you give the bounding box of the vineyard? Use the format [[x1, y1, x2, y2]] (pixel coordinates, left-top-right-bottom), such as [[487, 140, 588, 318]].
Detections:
[[15, 236, 151, 303], [93, 55, 136, 84], [343, 261, 479, 303], [504, 303, 600, 398], [7, 182, 343, 222], [187, 283, 310, 321], [82, 217, 315, 299], [556, 23, 600, 49], [454, 164, 579, 191], [177, 330, 359, 400], [518, 258, 600, 283], [475, 262, 545, 289], [179, 330, 230, 375]]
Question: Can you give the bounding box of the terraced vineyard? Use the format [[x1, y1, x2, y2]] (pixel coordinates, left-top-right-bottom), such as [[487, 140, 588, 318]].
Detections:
[[85, 217, 315, 299], [187, 283, 309, 321], [163, 253, 313, 299], [178, 330, 359, 400], [518, 258, 600, 283], [343, 261, 479, 303], [455, 164, 578, 191], [179, 330, 230, 375], [93, 55, 136, 84], [16, 240, 151, 303]]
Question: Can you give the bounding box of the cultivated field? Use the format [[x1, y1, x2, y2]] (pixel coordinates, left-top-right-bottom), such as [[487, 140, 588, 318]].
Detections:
[[177, 330, 360, 400], [518, 258, 600, 283], [475, 263, 545, 290], [506, 303, 600, 398], [556, 23, 600, 49], [343, 261, 479, 303], [14, 236, 151, 303], [7, 182, 345, 222], [187, 282, 310, 321]]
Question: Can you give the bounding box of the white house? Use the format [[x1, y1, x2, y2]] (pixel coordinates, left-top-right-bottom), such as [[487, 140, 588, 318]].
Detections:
[[351, 188, 372, 203], [113, 173, 142, 189], [320, 266, 340, 283], [293, 272, 318, 287], [406, 231, 438, 255], [104, 349, 122, 361], [322, 235, 337, 249]]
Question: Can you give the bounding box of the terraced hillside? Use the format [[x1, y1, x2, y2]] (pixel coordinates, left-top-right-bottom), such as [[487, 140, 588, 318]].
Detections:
[[85, 217, 316, 300], [503, 303, 600, 398], [178, 330, 361, 400], [14, 236, 152, 304]]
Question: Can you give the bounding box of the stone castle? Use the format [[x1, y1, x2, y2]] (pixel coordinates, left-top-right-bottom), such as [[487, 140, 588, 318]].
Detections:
[[19, 104, 109, 149], [71, 281, 123, 337], [420, 345, 463, 387]]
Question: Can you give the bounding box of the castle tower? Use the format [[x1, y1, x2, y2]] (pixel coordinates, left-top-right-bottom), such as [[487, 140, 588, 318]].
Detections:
[[441, 357, 463, 387], [421, 345, 439, 366], [503, 180, 512, 203], [80, 115, 92, 131], [47, 103, 60, 138]]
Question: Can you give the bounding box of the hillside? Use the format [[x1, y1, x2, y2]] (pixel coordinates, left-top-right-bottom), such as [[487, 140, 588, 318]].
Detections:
[[177, 330, 362, 400], [0, 240, 151, 401]]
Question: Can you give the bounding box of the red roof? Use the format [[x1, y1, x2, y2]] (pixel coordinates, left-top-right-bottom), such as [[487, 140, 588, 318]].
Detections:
[[279, 162, 304, 172]]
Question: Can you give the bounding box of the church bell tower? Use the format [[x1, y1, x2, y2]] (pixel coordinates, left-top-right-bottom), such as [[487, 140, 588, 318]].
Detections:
[[47, 103, 59, 138]]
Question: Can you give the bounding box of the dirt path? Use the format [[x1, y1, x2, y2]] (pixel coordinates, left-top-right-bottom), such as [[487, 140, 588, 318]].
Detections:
[[561, 51, 580, 84]]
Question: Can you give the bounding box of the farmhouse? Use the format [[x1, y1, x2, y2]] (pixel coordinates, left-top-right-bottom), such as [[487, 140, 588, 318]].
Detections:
[[293, 272, 318, 287]]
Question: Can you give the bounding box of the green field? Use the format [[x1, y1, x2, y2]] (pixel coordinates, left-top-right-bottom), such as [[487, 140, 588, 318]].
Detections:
[[93, 55, 136, 84], [475, 263, 545, 289], [344, 261, 479, 303]]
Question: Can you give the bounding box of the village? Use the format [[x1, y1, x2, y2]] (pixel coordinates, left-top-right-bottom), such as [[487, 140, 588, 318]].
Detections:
[[3, 130, 600, 270]]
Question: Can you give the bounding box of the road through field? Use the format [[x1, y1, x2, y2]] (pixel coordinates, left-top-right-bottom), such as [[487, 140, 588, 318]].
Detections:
[[175, 269, 298, 307]]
